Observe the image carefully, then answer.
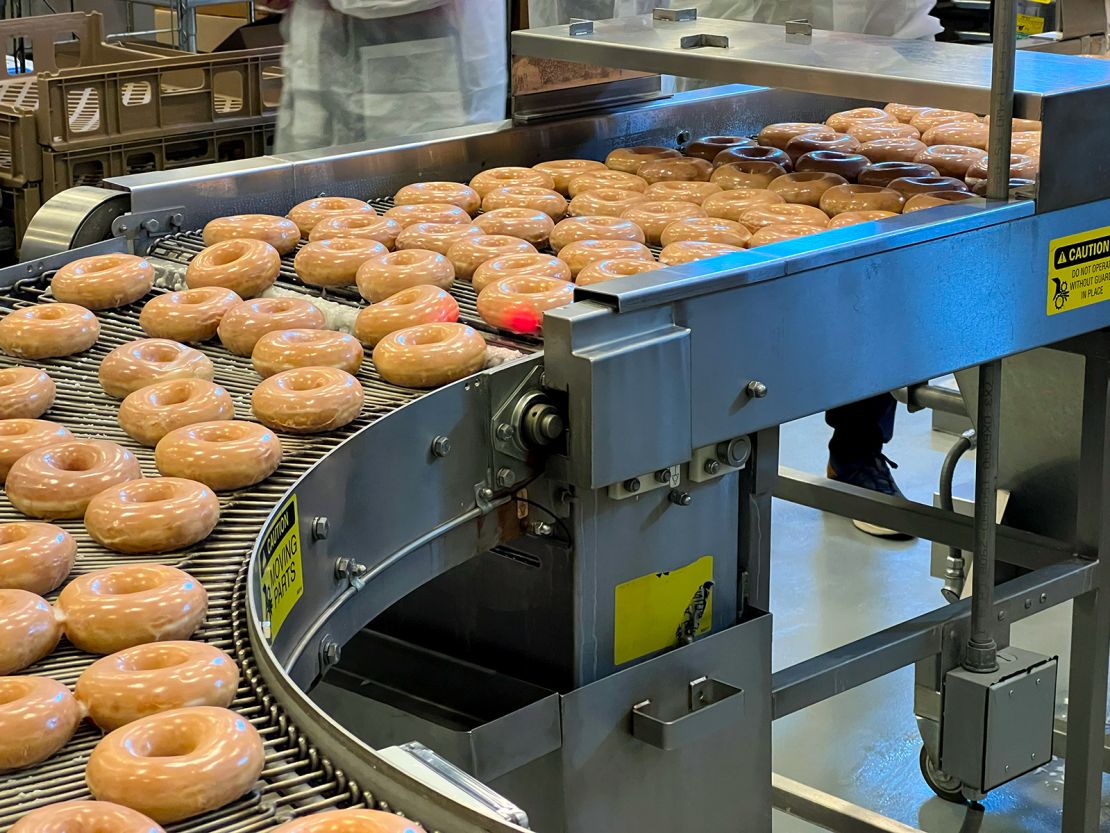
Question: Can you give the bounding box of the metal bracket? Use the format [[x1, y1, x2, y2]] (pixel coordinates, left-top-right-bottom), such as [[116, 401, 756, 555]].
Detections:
[[568, 18, 593, 36], [680, 33, 729, 49], [607, 465, 680, 500], [631, 676, 745, 750], [111, 206, 186, 253], [689, 436, 751, 483], [654, 7, 698, 22], [785, 18, 813, 44]]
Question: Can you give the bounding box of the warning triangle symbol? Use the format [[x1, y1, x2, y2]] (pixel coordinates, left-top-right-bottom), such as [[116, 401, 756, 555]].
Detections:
[[1056, 249, 1068, 268]]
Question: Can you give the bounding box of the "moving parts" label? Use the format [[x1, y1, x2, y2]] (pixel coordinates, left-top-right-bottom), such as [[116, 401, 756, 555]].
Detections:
[[259, 494, 304, 639], [1048, 226, 1110, 315]]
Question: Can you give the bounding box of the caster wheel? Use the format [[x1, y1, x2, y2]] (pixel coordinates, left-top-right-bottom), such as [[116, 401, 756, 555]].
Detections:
[[919, 746, 966, 803]]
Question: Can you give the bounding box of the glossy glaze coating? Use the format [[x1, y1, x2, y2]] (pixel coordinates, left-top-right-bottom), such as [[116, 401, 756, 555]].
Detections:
[[533, 159, 608, 194], [857, 137, 928, 164], [844, 121, 921, 143], [909, 108, 978, 133], [154, 420, 282, 491], [394, 182, 481, 215], [470, 166, 555, 197], [971, 177, 1035, 197], [768, 171, 848, 207], [472, 254, 571, 293], [883, 103, 934, 124], [887, 175, 970, 196], [903, 191, 978, 213], [57, 563, 207, 654], [794, 150, 869, 181], [287, 197, 373, 236], [0, 419, 71, 482], [269, 809, 425, 833], [557, 239, 655, 277], [0, 521, 74, 594], [713, 145, 792, 170], [51, 254, 153, 310], [294, 238, 388, 288], [857, 161, 939, 188], [6, 439, 141, 520], [446, 235, 537, 281], [965, 153, 1038, 183], [84, 478, 220, 554], [0, 367, 55, 419], [253, 329, 363, 378], [203, 214, 300, 255], [252, 367, 364, 434], [684, 136, 755, 162], [827, 210, 898, 229], [1010, 130, 1041, 155], [784, 131, 860, 163], [567, 188, 647, 218], [921, 120, 989, 149], [621, 200, 706, 245], [481, 185, 568, 220], [740, 203, 829, 232], [659, 217, 751, 249], [709, 160, 787, 190], [749, 223, 827, 247], [477, 277, 574, 335], [658, 241, 745, 266], [9, 800, 166, 833], [0, 676, 80, 772], [474, 208, 555, 247], [576, 257, 663, 287], [637, 156, 713, 184], [77, 641, 238, 731], [825, 107, 896, 133], [139, 287, 240, 343], [185, 239, 280, 299], [308, 214, 402, 248], [643, 180, 722, 205], [372, 323, 486, 388], [86, 706, 264, 823], [566, 169, 648, 197], [549, 216, 646, 252], [0, 590, 60, 673], [217, 298, 326, 357], [394, 222, 484, 255], [354, 285, 459, 347], [983, 115, 1041, 133], [99, 339, 214, 399], [0, 303, 99, 359], [383, 202, 470, 227], [756, 122, 824, 149], [118, 378, 234, 448], [819, 184, 905, 216], [356, 249, 456, 302], [701, 189, 785, 223], [605, 146, 682, 174]]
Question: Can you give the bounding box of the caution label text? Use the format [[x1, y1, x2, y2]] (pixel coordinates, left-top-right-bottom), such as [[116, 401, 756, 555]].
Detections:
[[1047, 226, 1110, 315]]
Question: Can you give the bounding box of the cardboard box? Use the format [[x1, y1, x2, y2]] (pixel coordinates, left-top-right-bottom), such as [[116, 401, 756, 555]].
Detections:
[[155, 8, 248, 52]]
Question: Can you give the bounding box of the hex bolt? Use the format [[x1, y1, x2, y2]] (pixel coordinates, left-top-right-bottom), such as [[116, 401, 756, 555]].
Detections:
[[529, 520, 554, 537], [655, 469, 671, 484], [1040, 593, 1048, 603], [495, 423, 515, 441], [704, 459, 721, 475], [334, 558, 350, 579], [997, 609, 1007, 621], [1024, 598, 1033, 609], [312, 516, 330, 540], [496, 467, 516, 488], [431, 435, 452, 457], [624, 477, 642, 493], [322, 641, 341, 666], [141, 218, 161, 233], [170, 213, 185, 227], [746, 380, 768, 398], [669, 490, 692, 506]]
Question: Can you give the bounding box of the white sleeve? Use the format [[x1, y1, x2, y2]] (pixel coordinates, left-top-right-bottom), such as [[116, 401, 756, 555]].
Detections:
[[326, 0, 448, 20]]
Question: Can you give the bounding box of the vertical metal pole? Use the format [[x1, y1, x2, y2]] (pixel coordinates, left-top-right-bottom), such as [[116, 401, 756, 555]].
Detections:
[[986, 0, 1017, 200], [738, 427, 778, 614]]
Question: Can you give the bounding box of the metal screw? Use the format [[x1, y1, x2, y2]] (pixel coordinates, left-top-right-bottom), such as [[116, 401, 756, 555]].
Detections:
[[477, 487, 494, 501], [141, 218, 161, 233], [496, 467, 516, 488], [1040, 593, 1048, 603], [322, 640, 341, 665], [624, 477, 642, 493], [676, 129, 692, 144], [1035, 677, 1042, 685], [669, 490, 692, 506], [117, 223, 129, 233], [529, 520, 554, 537], [704, 459, 721, 475], [1009, 689, 1015, 697], [1025, 598, 1033, 609], [334, 558, 350, 579], [998, 609, 1007, 621], [655, 469, 671, 484], [312, 516, 330, 540], [170, 213, 184, 227], [495, 423, 515, 441], [431, 435, 451, 457], [1005, 764, 1010, 773], [1031, 753, 1037, 760], [746, 380, 768, 398]]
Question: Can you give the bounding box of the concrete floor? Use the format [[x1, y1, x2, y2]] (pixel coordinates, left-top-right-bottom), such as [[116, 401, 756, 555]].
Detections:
[[770, 405, 1110, 832]]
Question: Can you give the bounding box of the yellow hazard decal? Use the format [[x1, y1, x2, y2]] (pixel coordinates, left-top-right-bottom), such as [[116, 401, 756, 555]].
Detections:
[[1048, 226, 1110, 315], [1017, 13, 1046, 34], [613, 555, 714, 666], [259, 494, 304, 638]]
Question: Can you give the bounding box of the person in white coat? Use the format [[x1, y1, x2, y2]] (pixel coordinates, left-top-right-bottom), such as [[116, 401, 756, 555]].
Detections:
[[273, 0, 508, 153]]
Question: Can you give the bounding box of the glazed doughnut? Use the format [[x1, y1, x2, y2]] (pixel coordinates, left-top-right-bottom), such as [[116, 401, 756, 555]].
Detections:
[[858, 137, 928, 164], [217, 297, 326, 356], [701, 189, 785, 223], [51, 254, 153, 310], [577, 257, 663, 287], [0, 590, 60, 674], [982, 115, 1041, 133], [288, 197, 373, 236], [637, 157, 713, 184], [155, 420, 281, 490], [99, 338, 214, 399], [684, 136, 755, 162], [756, 122, 825, 150], [533, 159, 608, 194], [118, 378, 234, 447], [472, 253, 572, 293], [888, 175, 970, 196], [903, 191, 978, 213], [0, 676, 80, 772], [0, 367, 54, 419], [567, 188, 647, 218], [660, 217, 751, 249], [710, 160, 787, 190], [477, 277, 574, 334], [844, 121, 921, 143], [749, 223, 827, 247], [964, 153, 1038, 184], [383, 203, 470, 228], [6, 439, 141, 520], [86, 706, 264, 823], [308, 214, 402, 249], [884, 103, 934, 124], [267, 808, 425, 833], [9, 801, 167, 833], [395, 222, 484, 255], [446, 234, 537, 281], [76, 641, 237, 731], [1011, 131, 1041, 155], [858, 161, 939, 188], [921, 120, 989, 149], [0, 419, 70, 483], [785, 131, 861, 163], [474, 208, 555, 247], [644, 180, 722, 205], [294, 238, 388, 288], [185, 239, 280, 299], [203, 214, 300, 255], [140, 287, 240, 343], [0, 303, 99, 359], [768, 172, 848, 208], [0, 521, 75, 594], [828, 210, 898, 229], [740, 203, 829, 232], [470, 167, 555, 197], [57, 563, 207, 654], [621, 200, 706, 245], [567, 169, 648, 197], [557, 240, 654, 278], [794, 150, 869, 181], [357, 249, 456, 302], [825, 107, 896, 133], [253, 329, 363, 378], [252, 367, 364, 434], [373, 323, 486, 388], [971, 177, 1035, 197], [819, 184, 905, 216], [909, 108, 978, 134], [354, 285, 459, 346], [481, 185, 568, 220], [659, 241, 745, 266], [84, 477, 219, 554], [549, 216, 646, 252], [394, 182, 481, 215], [714, 145, 792, 171], [605, 146, 682, 174]]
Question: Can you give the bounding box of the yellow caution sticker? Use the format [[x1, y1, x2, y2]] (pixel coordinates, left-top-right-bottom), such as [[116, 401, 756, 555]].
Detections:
[[613, 555, 714, 666], [1017, 13, 1046, 35], [259, 494, 304, 638], [1047, 226, 1110, 315]]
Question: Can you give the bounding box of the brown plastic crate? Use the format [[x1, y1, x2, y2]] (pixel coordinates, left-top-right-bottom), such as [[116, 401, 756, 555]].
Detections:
[[0, 180, 42, 248], [0, 12, 150, 82]]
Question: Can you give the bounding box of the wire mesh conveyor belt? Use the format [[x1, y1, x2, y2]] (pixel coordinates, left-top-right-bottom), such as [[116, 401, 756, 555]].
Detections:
[[0, 230, 540, 833]]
